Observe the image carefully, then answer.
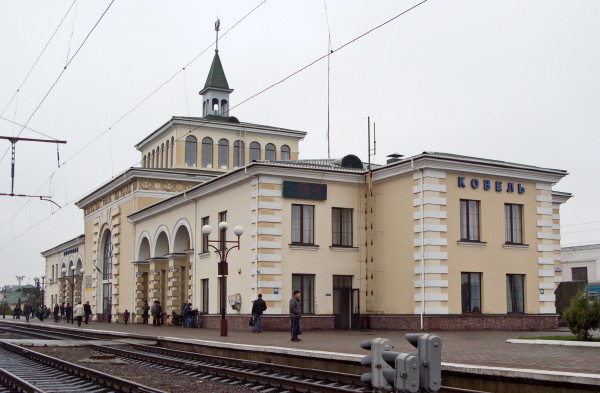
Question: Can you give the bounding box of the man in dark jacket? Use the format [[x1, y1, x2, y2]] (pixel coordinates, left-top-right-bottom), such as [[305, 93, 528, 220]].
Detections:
[[289, 290, 302, 341], [83, 301, 92, 324], [251, 294, 267, 333]]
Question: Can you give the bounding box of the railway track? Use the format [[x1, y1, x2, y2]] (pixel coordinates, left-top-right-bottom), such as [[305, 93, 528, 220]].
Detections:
[[0, 341, 166, 393], [93, 343, 364, 393], [0, 324, 95, 341]]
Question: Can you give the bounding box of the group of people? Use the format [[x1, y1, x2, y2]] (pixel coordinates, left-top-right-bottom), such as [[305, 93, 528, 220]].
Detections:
[[52, 301, 92, 326], [13, 304, 50, 322], [140, 300, 164, 326], [251, 290, 303, 342]]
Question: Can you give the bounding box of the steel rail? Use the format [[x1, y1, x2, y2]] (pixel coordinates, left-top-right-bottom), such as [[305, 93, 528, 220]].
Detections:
[[93, 344, 363, 393], [0, 341, 166, 393]]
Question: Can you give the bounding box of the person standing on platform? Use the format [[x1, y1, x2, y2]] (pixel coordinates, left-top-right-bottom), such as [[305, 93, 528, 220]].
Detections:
[[83, 301, 92, 324], [252, 294, 267, 333], [156, 301, 163, 326], [123, 309, 130, 324], [60, 303, 65, 320], [289, 290, 302, 342], [73, 302, 84, 326], [24, 303, 32, 322], [151, 300, 158, 326], [65, 303, 72, 323], [53, 304, 60, 322], [142, 301, 150, 324]]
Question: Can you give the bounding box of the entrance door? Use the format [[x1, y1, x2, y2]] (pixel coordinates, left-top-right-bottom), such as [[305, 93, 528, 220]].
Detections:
[[333, 275, 353, 329], [351, 288, 360, 330], [102, 283, 112, 323]]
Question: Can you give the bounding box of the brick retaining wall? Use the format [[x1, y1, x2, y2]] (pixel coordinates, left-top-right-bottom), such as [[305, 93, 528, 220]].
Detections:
[[201, 315, 335, 331], [369, 314, 559, 331]]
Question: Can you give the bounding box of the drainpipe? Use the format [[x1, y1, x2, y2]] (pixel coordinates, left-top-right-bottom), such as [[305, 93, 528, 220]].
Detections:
[[411, 158, 425, 331]]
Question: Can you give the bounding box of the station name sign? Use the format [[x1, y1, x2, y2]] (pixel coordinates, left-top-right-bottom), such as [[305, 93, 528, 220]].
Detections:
[[283, 181, 327, 200], [63, 247, 79, 256], [457, 177, 525, 194]]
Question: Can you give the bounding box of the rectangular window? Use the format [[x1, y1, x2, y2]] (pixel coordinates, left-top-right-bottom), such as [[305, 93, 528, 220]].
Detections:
[[201, 216, 209, 253], [292, 204, 314, 245], [506, 274, 525, 313], [292, 274, 315, 314], [572, 267, 588, 281], [505, 204, 523, 244], [201, 279, 209, 313], [460, 200, 480, 241], [461, 272, 482, 313], [218, 211, 227, 250], [332, 208, 353, 246]]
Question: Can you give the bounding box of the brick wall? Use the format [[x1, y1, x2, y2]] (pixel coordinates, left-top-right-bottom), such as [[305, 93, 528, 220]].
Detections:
[[369, 314, 558, 331], [201, 315, 335, 331]]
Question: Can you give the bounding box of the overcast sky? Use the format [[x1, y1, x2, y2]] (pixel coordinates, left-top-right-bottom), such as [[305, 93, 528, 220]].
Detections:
[[1, 1, 599, 286]]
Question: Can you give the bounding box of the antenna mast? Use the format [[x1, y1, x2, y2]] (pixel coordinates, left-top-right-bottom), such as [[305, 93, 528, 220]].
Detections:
[[215, 18, 220, 52]]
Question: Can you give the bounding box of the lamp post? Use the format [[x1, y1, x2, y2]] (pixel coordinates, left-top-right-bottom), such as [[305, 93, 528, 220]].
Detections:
[[62, 266, 84, 324], [1, 286, 9, 319], [32, 275, 47, 321], [201, 221, 243, 337]]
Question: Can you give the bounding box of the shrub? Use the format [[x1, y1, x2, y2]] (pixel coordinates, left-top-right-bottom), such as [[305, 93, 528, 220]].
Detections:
[[563, 289, 600, 341]]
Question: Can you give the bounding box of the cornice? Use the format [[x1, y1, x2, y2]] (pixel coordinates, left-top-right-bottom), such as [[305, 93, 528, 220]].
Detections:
[[552, 191, 573, 204], [135, 117, 307, 151], [372, 155, 568, 184], [41, 235, 85, 257], [76, 167, 212, 209], [129, 163, 364, 223]]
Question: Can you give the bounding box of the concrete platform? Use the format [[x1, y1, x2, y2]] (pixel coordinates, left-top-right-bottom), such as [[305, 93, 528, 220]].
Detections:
[[2, 318, 599, 377]]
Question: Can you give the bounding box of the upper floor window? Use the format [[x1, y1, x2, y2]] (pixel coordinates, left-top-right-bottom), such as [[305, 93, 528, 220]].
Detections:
[[151, 150, 155, 168], [102, 231, 113, 281], [170, 137, 175, 167], [572, 267, 588, 281], [233, 140, 245, 168], [201, 137, 213, 168], [185, 136, 197, 166], [506, 274, 525, 313], [332, 207, 353, 246], [505, 204, 523, 244], [142, 155, 146, 168], [160, 143, 164, 167], [265, 143, 276, 160], [218, 139, 229, 169], [201, 216, 209, 253], [218, 211, 227, 250], [165, 141, 169, 168], [281, 145, 291, 160], [292, 204, 314, 245], [249, 142, 261, 162], [460, 200, 480, 241], [461, 272, 481, 313]]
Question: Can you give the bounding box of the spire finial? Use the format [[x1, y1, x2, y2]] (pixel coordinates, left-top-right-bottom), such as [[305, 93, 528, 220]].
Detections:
[[215, 18, 220, 52]]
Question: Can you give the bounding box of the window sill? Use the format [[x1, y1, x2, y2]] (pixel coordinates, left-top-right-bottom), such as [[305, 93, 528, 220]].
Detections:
[[329, 246, 359, 251], [457, 241, 487, 247], [289, 244, 319, 251], [502, 243, 529, 249], [198, 252, 211, 259]]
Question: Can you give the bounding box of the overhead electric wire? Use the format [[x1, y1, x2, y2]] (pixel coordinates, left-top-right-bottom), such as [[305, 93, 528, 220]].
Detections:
[[0, 0, 115, 164], [0, 0, 429, 250], [0, 115, 62, 141], [0, 0, 78, 118]]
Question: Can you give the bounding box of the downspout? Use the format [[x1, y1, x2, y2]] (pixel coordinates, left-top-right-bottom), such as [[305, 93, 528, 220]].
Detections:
[[411, 158, 425, 331]]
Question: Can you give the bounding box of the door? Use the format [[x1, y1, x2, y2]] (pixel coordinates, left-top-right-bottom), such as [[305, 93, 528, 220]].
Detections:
[[351, 288, 360, 330], [333, 275, 353, 329], [102, 283, 112, 323]]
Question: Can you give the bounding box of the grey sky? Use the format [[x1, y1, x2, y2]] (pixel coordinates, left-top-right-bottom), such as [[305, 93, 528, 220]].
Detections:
[[1, 1, 599, 286]]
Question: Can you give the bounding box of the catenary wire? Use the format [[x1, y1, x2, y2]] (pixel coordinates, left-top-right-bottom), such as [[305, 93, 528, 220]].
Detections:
[[0, 0, 115, 164], [0, 0, 428, 250]]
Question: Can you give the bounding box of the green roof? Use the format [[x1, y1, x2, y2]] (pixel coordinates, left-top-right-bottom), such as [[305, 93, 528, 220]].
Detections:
[[203, 51, 230, 90]]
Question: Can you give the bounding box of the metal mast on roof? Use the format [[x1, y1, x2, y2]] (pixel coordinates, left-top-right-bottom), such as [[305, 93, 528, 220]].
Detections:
[[215, 18, 220, 52]]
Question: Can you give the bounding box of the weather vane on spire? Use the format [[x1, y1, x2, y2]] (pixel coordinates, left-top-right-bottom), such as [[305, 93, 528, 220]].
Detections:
[[215, 18, 220, 52]]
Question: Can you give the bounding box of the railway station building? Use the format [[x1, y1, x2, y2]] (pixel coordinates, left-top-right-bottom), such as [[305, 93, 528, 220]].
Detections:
[[43, 44, 571, 330]]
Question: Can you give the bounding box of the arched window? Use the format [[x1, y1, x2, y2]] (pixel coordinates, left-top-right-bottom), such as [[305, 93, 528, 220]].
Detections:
[[185, 136, 197, 166], [218, 139, 229, 169], [212, 98, 219, 113], [142, 155, 146, 168], [102, 231, 113, 281], [233, 140, 245, 168], [160, 143, 164, 167], [221, 99, 229, 116], [165, 141, 169, 168], [201, 137, 213, 168], [151, 150, 155, 168], [265, 143, 276, 160], [281, 145, 291, 160], [249, 142, 260, 162], [170, 137, 175, 167]]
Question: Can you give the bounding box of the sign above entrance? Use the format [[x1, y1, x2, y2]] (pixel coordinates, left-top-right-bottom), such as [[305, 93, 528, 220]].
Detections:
[[283, 181, 327, 200], [457, 177, 525, 194]]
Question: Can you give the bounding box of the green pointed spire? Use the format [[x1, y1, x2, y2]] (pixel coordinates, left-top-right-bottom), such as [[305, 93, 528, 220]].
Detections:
[[203, 51, 230, 91]]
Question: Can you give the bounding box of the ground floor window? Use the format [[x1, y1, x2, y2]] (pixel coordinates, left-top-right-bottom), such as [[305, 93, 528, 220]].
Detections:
[[506, 274, 525, 313], [571, 266, 588, 281], [292, 274, 315, 314], [201, 279, 209, 313], [461, 272, 481, 313]]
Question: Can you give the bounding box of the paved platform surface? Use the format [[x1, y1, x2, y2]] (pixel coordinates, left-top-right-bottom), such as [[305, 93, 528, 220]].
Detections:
[[2, 318, 599, 376]]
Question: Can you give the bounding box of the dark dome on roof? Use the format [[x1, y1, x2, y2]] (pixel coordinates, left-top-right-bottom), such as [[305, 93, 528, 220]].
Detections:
[[340, 154, 363, 169]]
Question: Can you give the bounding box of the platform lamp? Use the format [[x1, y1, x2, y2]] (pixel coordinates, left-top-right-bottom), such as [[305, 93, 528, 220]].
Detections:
[[32, 275, 47, 321], [1, 286, 9, 319], [201, 222, 243, 337], [62, 266, 84, 324]]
